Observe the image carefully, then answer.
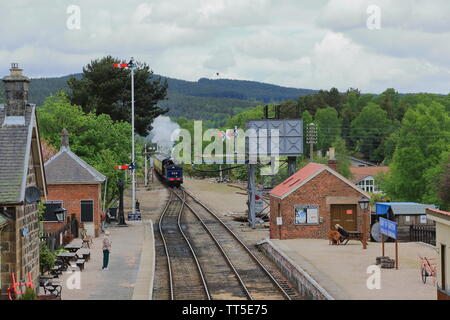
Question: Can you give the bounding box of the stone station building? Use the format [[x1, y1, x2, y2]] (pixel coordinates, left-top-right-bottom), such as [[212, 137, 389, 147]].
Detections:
[[0, 64, 47, 297]]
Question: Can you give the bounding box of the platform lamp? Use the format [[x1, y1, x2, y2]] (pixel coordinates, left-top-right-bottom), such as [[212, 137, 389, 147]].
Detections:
[[358, 198, 370, 249], [54, 207, 67, 223]]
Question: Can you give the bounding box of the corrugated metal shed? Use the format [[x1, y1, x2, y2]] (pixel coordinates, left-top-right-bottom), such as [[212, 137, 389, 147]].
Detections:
[[376, 202, 437, 216]]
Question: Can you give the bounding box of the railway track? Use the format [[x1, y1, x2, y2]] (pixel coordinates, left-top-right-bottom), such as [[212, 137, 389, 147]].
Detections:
[[154, 181, 302, 300], [158, 190, 210, 300]]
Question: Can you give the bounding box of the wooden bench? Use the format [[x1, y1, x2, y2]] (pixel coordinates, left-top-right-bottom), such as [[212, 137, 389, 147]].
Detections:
[[77, 249, 91, 262], [342, 231, 364, 245], [50, 267, 62, 277], [75, 259, 85, 271], [41, 280, 62, 298]]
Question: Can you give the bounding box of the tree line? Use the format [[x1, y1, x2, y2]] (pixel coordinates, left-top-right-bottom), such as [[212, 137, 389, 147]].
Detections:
[[177, 88, 450, 210]]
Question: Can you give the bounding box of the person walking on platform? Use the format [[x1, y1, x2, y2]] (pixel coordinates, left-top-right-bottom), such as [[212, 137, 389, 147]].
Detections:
[[102, 231, 112, 270]]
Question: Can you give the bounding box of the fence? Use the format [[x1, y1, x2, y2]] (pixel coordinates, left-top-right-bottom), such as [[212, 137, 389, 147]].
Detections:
[[410, 225, 436, 246], [42, 218, 79, 252]]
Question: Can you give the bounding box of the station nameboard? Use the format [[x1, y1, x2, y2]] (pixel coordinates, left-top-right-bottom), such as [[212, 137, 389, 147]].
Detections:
[[379, 217, 397, 239]]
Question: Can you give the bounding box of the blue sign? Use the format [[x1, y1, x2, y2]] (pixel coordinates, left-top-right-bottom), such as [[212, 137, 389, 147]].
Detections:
[[379, 217, 397, 239]]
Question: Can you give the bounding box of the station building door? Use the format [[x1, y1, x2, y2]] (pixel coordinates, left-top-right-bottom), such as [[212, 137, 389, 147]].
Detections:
[[331, 204, 357, 232]]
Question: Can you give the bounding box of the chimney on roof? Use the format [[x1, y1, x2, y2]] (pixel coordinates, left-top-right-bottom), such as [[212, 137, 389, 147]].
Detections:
[[2, 63, 30, 118], [327, 147, 337, 172], [61, 128, 70, 151]]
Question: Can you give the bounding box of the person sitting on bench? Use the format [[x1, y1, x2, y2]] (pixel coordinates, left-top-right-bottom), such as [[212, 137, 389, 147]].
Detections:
[[335, 224, 349, 243]]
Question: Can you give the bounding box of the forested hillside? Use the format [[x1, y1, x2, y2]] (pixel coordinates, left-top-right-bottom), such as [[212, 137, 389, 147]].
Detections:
[[223, 88, 449, 209], [0, 73, 315, 127]]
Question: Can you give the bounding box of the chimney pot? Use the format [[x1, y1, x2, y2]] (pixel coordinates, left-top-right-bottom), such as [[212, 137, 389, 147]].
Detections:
[[327, 147, 337, 171], [61, 128, 70, 150], [2, 63, 29, 120]]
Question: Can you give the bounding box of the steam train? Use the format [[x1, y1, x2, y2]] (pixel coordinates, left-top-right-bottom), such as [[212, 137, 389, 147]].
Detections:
[[152, 153, 183, 187]]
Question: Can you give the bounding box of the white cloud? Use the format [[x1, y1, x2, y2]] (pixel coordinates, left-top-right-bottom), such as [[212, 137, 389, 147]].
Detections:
[[0, 0, 449, 93]]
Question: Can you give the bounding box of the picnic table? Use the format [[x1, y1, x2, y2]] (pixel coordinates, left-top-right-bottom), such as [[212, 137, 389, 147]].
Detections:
[[77, 249, 91, 262], [56, 252, 77, 268], [39, 277, 62, 298], [64, 243, 83, 253]]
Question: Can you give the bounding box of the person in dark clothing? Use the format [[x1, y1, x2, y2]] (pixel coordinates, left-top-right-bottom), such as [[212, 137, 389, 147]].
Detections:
[[102, 231, 112, 270], [335, 224, 349, 243]]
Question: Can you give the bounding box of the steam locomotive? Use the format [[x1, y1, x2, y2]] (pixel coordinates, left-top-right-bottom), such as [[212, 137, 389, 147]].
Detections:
[[152, 153, 183, 187]]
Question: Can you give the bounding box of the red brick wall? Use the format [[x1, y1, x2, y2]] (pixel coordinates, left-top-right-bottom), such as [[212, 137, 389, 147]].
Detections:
[[44, 183, 102, 237], [270, 170, 369, 240], [43, 221, 66, 233]]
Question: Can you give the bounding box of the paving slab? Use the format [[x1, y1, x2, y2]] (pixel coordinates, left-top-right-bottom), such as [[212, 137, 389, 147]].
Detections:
[[59, 221, 145, 300], [271, 239, 438, 300]]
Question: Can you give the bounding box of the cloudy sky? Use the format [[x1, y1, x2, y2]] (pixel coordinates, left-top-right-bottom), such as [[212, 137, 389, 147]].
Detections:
[[1, 0, 449, 93]]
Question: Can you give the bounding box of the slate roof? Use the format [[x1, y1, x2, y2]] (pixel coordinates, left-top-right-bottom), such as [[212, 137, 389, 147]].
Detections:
[[0, 104, 34, 203], [270, 162, 370, 199], [348, 157, 377, 167], [44, 148, 106, 184]]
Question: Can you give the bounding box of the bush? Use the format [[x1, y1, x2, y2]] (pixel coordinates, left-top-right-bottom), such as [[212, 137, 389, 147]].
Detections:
[[18, 288, 38, 300], [40, 242, 56, 274]]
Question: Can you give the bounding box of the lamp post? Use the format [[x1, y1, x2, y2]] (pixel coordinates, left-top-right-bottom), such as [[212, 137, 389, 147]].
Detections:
[[358, 198, 370, 249], [117, 179, 127, 226], [54, 207, 67, 223]]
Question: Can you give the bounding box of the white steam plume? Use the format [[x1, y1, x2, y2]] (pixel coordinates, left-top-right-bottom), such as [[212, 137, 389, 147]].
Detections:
[[147, 116, 180, 155]]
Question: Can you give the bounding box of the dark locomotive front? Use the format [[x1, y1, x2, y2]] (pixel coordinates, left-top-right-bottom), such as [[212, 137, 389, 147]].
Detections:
[[152, 153, 183, 187]]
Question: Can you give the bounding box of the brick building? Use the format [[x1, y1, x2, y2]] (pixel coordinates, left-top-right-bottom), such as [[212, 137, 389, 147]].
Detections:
[[0, 64, 47, 296], [44, 129, 106, 237], [269, 162, 370, 240]]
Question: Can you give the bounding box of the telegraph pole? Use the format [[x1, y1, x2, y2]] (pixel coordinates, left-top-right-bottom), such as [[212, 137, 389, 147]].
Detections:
[[306, 123, 318, 161], [130, 57, 136, 215], [144, 144, 148, 186], [113, 57, 136, 214]]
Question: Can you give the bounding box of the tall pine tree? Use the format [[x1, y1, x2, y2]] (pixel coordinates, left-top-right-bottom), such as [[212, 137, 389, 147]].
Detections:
[[68, 56, 168, 136]]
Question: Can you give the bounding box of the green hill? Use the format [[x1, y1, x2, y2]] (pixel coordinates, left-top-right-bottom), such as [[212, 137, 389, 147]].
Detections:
[[0, 73, 316, 127]]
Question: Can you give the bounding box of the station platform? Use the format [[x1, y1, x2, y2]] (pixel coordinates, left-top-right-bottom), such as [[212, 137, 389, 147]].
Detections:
[[58, 183, 165, 300], [260, 238, 437, 300]]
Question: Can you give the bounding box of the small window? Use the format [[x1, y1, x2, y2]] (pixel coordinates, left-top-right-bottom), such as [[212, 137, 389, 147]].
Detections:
[[81, 200, 94, 222], [294, 205, 319, 225]]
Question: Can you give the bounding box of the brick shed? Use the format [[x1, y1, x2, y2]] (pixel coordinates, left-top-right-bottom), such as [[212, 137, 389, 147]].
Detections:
[[269, 162, 370, 240], [44, 129, 106, 237]]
